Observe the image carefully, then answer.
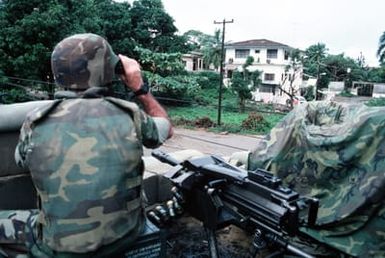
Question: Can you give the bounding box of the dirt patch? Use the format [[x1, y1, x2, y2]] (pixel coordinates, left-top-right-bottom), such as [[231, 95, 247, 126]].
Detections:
[[166, 215, 253, 258], [172, 116, 215, 129]]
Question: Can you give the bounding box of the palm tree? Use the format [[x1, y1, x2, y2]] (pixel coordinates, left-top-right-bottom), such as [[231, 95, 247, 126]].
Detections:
[[305, 43, 328, 64], [377, 31, 385, 64], [304, 43, 328, 99], [202, 29, 222, 70]]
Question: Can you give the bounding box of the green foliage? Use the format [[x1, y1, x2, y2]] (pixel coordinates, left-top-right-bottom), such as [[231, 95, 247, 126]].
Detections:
[[135, 46, 185, 76], [202, 30, 222, 69], [194, 71, 220, 89], [366, 97, 385, 107], [0, 0, 189, 103], [337, 90, 355, 97], [367, 66, 385, 83], [173, 116, 215, 129], [230, 56, 261, 112], [241, 112, 270, 132], [130, 0, 186, 53], [97, 0, 135, 56], [304, 42, 383, 92], [183, 29, 222, 69], [378, 31, 385, 65], [303, 85, 315, 101], [167, 105, 283, 135], [0, 87, 32, 103], [324, 54, 363, 83], [144, 71, 201, 104]]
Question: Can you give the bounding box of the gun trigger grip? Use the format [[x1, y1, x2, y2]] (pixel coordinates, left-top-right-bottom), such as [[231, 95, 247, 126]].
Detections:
[[207, 187, 223, 208], [207, 179, 227, 189]]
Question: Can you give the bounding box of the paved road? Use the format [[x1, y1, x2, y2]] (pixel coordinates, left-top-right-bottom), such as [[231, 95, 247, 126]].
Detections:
[[145, 128, 263, 157]]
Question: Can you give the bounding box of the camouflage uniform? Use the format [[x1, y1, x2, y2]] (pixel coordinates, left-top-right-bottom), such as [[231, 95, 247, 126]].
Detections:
[[0, 34, 171, 257], [248, 101, 385, 257]]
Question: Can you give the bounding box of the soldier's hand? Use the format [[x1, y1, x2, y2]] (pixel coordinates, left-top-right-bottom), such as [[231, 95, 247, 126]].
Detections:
[[118, 54, 143, 92]]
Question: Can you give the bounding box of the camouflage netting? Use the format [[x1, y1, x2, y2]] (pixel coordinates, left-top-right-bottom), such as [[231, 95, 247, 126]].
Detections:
[[248, 101, 385, 257]]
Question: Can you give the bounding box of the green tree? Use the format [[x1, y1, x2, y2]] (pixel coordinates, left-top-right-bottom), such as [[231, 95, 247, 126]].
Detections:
[[134, 46, 185, 76], [0, 0, 191, 103], [0, 0, 106, 83], [378, 31, 385, 65], [202, 30, 222, 70], [130, 0, 186, 53], [324, 54, 365, 90], [231, 56, 261, 112], [303, 43, 329, 94], [304, 43, 328, 74], [183, 29, 222, 70], [96, 0, 136, 56], [367, 67, 385, 83]]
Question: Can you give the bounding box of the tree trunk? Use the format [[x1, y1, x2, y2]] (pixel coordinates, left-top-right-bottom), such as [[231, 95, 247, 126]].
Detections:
[[239, 98, 245, 113]]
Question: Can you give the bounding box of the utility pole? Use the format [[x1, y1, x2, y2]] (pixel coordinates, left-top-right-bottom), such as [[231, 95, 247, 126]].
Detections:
[[214, 18, 233, 126], [316, 57, 320, 100]]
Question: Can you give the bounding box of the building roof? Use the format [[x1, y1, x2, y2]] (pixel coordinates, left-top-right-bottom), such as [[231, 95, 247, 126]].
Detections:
[[225, 39, 292, 49], [182, 51, 203, 58]]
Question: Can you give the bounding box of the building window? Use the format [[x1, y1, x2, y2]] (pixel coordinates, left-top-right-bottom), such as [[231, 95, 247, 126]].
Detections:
[[227, 70, 233, 79], [235, 49, 250, 58], [264, 73, 275, 81], [267, 49, 278, 59], [284, 50, 289, 60], [260, 84, 276, 95], [255, 49, 260, 54]]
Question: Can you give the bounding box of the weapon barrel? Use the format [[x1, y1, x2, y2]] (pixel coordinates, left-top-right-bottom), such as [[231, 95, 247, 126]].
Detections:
[[151, 150, 180, 166]]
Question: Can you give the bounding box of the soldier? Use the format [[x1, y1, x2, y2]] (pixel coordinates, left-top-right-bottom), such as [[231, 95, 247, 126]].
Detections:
[[0, 33, 172, 257]]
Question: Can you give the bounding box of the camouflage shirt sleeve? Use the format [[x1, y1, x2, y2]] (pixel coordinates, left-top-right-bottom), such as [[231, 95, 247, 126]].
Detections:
[[14, 118, 33, 168], [140, 111, 171, 149]]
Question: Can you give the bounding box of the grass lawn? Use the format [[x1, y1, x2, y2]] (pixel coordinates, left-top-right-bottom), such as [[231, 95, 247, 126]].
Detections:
[[166, 105, 285, 135]]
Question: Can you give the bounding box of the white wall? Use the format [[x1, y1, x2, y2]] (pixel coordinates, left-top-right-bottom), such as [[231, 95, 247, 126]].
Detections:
[[226, 47, 290, 66], [182, 56, 194, 71], [182, 55, 204, 72]]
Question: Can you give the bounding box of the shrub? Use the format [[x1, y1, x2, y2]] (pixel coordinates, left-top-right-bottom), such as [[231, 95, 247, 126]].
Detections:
[[0, 88, 32, 104], [172, 116, 215, 129], [241, 112, 270, 132], [366, 97, 385, 107], [338, 90, 355, 97], [194, 116, 215, 128], [195, 71, 220, 89]]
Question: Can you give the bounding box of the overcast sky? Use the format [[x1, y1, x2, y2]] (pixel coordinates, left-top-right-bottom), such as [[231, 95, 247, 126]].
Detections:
[[159, 0, 383, 67]]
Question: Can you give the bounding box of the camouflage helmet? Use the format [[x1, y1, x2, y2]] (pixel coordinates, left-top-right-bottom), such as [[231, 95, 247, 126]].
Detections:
[[51, 33, 120, 90]]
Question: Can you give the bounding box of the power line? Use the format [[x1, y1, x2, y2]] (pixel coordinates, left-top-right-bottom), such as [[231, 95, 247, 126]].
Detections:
[[0, 75, 56, 85], [0, 76, 287, 115]]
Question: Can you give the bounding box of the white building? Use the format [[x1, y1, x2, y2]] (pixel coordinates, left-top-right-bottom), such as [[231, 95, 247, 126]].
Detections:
[[351, 82, 385, 98], [182, 51, 205, 72], [224, 39, 303, 105], [323, 81, 344, 101]]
